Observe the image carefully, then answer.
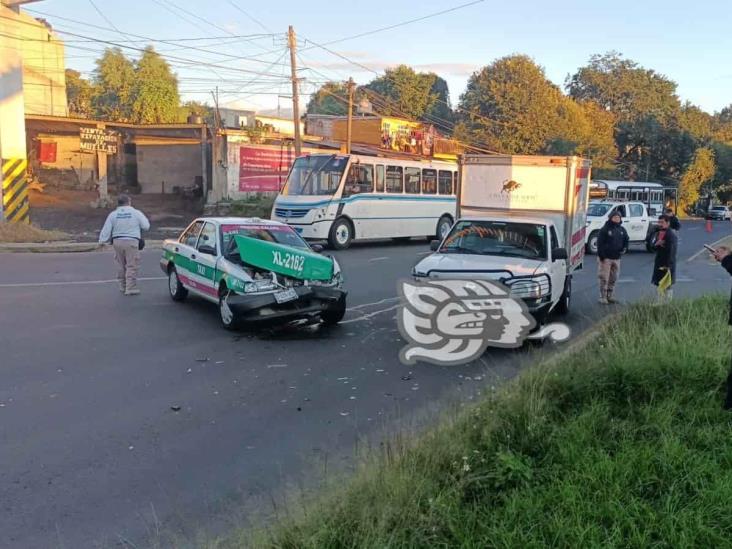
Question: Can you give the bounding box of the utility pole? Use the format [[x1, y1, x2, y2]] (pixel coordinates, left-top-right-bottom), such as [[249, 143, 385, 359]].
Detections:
[[346, 77, 354, 154], [287, 25, 302, 157]]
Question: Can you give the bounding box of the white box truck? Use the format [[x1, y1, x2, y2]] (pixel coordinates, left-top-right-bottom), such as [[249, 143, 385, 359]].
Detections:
[[412, 154, 591, 322]]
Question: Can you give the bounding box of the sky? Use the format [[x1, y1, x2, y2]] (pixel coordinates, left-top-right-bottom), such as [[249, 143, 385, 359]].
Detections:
[[27, 0, 732, 116]]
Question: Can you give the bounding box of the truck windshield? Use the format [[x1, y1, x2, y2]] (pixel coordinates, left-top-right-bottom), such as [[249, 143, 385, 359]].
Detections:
[[440, 220, 547, 260], [588, 204, 612, 217], [282, 155, 348, 196]]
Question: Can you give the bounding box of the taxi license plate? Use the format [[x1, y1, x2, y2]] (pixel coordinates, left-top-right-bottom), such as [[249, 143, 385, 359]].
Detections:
[[274, 288, 298, 304]]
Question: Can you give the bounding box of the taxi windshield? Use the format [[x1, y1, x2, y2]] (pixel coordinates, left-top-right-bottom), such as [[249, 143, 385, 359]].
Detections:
[[282, 155, 348, 196], [221, 224, 309, 254], [440, 220, 547, 260]]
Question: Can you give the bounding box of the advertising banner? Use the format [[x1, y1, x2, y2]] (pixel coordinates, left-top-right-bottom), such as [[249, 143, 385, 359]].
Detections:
[[238, 145, 295, 192]]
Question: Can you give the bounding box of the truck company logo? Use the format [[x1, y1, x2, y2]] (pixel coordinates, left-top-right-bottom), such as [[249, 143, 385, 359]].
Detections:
[[501, 179, 522, 194], [397, 279, 571, 366]]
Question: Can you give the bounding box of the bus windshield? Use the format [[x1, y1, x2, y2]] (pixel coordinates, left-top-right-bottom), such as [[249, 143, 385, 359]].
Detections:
[[440, 220, 547, 260], [282, 155, 348, 196]]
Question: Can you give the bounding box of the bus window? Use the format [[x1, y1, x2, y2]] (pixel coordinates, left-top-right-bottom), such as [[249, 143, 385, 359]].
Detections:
[[438, 170, 452, 194], [386, 166, 403, 193], [343, 164, 373, 196], [375, 165, 385, 193], [422, 169, 437, 194], [405, 167, 420, 194]]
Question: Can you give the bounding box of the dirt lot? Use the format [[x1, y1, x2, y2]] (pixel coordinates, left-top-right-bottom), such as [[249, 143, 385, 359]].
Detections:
[[29, 189, 203, 241]]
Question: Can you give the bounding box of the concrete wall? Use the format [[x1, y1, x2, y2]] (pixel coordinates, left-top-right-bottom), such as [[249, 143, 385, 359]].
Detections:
[[136, 144, 202, 194], [6, 9, 67, 116], [32, 133, 96, 189], [255, 115, 303, 137]]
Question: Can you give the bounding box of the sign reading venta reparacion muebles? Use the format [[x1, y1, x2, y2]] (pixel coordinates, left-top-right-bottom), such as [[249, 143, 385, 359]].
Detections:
[[79, 127, 119, 154]]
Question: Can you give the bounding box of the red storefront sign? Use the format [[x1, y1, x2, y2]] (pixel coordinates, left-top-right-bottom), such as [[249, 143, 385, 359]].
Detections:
[[38, 141, 57, 163], [239, 145, 296, 192]]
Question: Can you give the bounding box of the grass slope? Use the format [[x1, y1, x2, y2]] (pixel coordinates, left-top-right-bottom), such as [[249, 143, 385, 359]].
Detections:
[[224, 297, 732, 548], [0, 221, 68, 243]]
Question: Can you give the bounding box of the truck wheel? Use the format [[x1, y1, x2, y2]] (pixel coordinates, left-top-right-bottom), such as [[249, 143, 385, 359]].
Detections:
[[168, 266, 188, 302], [585, 231, 599, 255], [321, 295, 346, 325], [555, 278, 571, 316], [328, 218, 353, 250], [219, 288, 240, 331], [436, 215, 453, 240]]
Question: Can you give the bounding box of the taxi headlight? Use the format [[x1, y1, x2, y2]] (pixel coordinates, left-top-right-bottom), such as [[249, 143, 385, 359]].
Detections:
[[245, 280, 276, 293]]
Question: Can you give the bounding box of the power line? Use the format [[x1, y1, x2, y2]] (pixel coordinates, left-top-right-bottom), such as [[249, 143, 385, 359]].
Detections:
[[226, 0, 272, 34]]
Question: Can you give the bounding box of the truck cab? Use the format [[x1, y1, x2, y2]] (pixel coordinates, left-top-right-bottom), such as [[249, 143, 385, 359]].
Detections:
[[585, 200, 653, 254]]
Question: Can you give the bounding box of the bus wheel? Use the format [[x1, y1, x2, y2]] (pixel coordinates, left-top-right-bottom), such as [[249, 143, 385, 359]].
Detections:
[[328, 218, 353, 250], [436, 215, 453, 240]]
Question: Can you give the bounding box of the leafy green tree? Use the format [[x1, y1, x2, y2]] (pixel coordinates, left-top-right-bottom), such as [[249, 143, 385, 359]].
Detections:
[[715, 104, 732, 142], [424, 75, 454, 133], [678, 102, 714, 143], [178, 100, 214, 125], [306, 82, 351, 116], [678, 147, 716, 212], [91, 48, 135, 121], [549, 99, 617, 170], [364, 65, 439, 120], [65, 69, 94, 118], [130, 46, 180, 124]]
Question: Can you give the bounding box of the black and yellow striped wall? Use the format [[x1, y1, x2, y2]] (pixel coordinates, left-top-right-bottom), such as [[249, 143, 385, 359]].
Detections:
[[1, 158, 29, 223]]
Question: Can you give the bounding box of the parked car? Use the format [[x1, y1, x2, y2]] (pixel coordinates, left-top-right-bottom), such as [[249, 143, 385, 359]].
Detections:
[[707, 205, 732, 221], [160, 217, 347, 329]]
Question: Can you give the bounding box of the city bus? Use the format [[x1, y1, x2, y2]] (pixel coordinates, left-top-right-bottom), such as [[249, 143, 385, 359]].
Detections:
[[590, 180, 677, 215], [271, 153, 458, 249]]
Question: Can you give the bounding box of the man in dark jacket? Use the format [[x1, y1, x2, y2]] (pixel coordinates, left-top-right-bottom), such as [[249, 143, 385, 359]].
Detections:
[[597, 210, 629, 304], [664, 208, 681, 231], [651, 214, 678, 302], [711, 246, 732, 409]]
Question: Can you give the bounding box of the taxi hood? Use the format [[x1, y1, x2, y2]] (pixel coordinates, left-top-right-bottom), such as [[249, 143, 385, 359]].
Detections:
[[234, 235, 333, 281]]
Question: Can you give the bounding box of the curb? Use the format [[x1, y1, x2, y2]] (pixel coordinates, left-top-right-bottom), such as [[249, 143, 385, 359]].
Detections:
[[0, 240, 165, 254]]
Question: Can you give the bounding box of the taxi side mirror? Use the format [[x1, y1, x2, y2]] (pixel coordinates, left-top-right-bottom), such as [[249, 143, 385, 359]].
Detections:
[[430, 240, 440, 251]]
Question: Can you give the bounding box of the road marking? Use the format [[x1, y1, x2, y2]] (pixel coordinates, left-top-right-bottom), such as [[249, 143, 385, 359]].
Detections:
[[342, 304, 401, 325], [617, 278, 637, 283], [417, 251, 432, 255], [0, 276, 166, 288], [348, 296, 400, 310], [369, 256, 389, 262]]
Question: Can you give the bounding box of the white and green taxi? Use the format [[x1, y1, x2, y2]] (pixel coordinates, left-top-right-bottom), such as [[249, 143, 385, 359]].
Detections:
[[160, 217, 346, 329]]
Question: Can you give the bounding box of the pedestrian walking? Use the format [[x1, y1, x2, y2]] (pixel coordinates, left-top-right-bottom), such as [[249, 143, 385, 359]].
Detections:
[[98, 194, 150, 296], [597, 209, 629, 304], [651, 214, 678, 302], [711, 246, 732, 409]]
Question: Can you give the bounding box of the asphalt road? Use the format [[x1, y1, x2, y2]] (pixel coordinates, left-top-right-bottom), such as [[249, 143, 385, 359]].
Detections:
[[2, 220, 731, 548]]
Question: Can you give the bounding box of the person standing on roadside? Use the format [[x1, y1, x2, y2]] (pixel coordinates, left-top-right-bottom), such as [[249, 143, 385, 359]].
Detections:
[[597, 210, 629, 304], [98, 194, 150, 296], [651, 214, 678, 302], [664, 207, 681, 231], [711, 246, 732, 409]]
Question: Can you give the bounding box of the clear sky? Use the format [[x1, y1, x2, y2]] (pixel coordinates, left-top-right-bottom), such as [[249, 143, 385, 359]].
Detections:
[[27, 0, 731, 115]]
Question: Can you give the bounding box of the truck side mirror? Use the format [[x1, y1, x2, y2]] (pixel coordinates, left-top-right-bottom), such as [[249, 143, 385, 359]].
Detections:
[[552, 248, 568, 261], [430, 240, 441, 251]]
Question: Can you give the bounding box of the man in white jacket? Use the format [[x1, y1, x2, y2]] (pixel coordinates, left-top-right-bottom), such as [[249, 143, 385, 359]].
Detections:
[[98, 194, 150, 295]]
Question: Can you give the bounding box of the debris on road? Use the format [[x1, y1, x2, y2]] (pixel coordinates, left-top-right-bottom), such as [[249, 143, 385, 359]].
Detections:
[[196, 357, 209, 362], [340, 412, 350, 416], [170, 405, 181, 412], [267, 364, 288, 368]]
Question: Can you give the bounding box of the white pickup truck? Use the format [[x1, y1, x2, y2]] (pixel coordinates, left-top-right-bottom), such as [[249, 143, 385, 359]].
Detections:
[[585, 200, 655, 254], [412, 154, 591, 323]]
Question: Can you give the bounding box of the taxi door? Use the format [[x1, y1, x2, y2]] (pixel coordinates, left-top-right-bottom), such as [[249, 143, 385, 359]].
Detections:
[[174, 220, 203, 290]]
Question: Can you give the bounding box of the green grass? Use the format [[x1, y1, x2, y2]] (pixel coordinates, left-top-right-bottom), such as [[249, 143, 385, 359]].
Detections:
[[219, 296, 732, 548]]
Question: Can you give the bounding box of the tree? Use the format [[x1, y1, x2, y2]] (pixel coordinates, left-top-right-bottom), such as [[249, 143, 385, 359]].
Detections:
[[678, 102, 714, 143], [424, 75, 454, 134], [363, 65, 439, 120], [129, 46, 180, 124], [548, 99, 617, 170], [92, 48, 135, 121], [678, 147, 716, 212], [456, 55, 565, 153], [715, 104, 732, 142], [65, 69, 93, 118], [178, 100, 214, 125], [306, 82, 351, 116]]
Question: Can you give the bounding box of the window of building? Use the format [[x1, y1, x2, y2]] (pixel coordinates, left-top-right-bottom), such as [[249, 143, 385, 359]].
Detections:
[[422, 169, 437, 194], [404, 167, 421, 194], [439, 170, 453, 195], [386, 166, 403, 193], [375, 165, 385, 192]]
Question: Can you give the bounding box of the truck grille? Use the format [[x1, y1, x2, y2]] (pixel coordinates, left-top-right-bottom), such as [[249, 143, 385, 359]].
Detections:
[[274, 207, 309, 219]]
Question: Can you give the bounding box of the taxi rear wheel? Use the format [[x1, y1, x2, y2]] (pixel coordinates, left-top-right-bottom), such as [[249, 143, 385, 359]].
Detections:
[[168, 267, 188, 301]]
